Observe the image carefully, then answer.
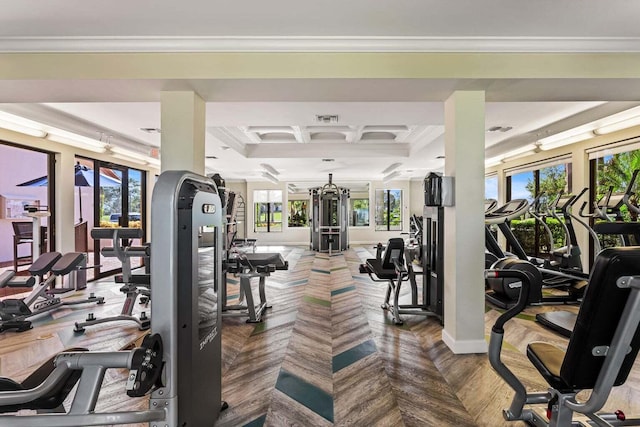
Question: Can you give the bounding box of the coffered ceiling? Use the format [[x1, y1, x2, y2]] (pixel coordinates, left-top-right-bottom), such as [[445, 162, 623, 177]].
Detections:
[[1, 1, 640, 183]]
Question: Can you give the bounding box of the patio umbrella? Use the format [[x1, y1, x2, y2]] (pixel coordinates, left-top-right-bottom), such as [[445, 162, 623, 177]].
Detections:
[[17, 162, 122, 222]]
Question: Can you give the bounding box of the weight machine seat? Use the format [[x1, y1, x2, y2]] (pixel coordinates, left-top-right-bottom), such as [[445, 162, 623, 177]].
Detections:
[[526, 247, 640, 392], [28, 252, 62, 277], [236, 253, 288, 270], [364, 238, 405, 280], [50, 252, 85, 276], [0, 347, 87, 413]]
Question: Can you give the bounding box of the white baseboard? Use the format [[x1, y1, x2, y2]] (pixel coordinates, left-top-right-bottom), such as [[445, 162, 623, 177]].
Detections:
[[442, 329, 488, 354]]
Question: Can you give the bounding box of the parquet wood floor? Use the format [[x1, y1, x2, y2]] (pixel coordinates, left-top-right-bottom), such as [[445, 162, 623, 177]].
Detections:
[[0, 245, 638, 426]]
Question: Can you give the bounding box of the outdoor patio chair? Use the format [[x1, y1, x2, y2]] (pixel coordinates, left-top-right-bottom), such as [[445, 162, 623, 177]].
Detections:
[[12, 221, 33, 271]]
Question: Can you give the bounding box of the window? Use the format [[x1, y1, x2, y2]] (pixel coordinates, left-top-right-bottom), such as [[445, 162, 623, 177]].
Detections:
[[591, 147, 640, 248], [254, 190, 282, 232], [288, 199, 308, 227], [485, 175, 498, 201], [375, 189, 402, 231], [506, 162, 571, 259], [349, 198, 369, 226]]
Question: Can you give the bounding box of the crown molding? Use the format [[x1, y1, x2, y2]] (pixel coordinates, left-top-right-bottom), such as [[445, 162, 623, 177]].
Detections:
[[2, 36, 640, 53]]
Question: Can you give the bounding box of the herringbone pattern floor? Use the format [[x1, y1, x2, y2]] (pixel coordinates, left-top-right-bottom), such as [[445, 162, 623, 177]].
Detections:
[[1, 245, 639, 426]]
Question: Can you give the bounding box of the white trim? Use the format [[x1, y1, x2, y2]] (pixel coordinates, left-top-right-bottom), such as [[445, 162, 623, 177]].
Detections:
[[504, 154, 572, 177], [442, 329, 488, 354], [587, 136, 640, 160], [2, 36, 640, 53]]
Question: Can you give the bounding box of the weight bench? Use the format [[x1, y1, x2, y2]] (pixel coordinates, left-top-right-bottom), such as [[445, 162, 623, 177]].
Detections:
[[0, 252, 104, 333], [489, 246, 640, 426], [75, 228, 150, 333], [224, 252, 288, 323]]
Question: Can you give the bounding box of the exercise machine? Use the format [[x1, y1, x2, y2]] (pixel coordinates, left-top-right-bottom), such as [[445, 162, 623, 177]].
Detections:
[[310, 173, 349, 254], [488, 246, 640, 426], [0, 252, 103, 333], [224, 251, 288, 322], [536, 221, 640, 338], [485, 198, 530, 265], [535, 175, 640, 337], [421, 172, 450, 323], [360, 238, 440, 325], [0, 170, 227, 426], [210, 173, 289, 323], [485, 197, 589, 309], [74, 227, 150, 333]]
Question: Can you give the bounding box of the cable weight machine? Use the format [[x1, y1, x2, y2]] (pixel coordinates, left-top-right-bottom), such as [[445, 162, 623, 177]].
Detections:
[[310, 174, 350, 254]]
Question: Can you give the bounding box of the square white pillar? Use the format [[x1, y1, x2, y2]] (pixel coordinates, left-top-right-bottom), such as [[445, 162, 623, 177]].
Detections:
[[55, 151, 76, 254], [160, 91, 206, 174], [442, 91, 487, 354]]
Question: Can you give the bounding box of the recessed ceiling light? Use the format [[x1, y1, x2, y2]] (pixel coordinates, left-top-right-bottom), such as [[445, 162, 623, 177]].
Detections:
[[140, 127, 161, 134]]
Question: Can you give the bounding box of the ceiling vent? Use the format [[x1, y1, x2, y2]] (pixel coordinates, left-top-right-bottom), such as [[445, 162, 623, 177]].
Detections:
[[315, 114, 339, 124]]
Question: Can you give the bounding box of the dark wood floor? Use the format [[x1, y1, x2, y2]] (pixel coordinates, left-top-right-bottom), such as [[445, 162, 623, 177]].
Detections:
[[0, 245, 639, 426]]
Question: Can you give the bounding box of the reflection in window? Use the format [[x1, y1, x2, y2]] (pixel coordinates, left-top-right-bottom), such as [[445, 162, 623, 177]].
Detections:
[[198, 226, 217, 341], [350, 198, 369, 226], [287, 200, 308, 227]]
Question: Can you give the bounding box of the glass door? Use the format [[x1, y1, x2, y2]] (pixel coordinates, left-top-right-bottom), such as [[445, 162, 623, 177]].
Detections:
[[92, 162, 146, 279]]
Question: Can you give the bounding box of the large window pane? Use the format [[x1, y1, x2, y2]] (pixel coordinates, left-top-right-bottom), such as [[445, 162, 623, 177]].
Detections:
[[508, 163, 571, 260], [593, 150, 640, 247], [375, 189, 402, 231], [485, 175, 498, 201], [253, 190, 282, 232], [509, 170, 535, 203]]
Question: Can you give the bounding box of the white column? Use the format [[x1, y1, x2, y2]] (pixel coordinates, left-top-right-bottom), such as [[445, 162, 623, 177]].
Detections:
[[55, 151, 76, 254], [160, 91, 206, 174], [571, 147, 590, 268], [442, 91, 487, 354]]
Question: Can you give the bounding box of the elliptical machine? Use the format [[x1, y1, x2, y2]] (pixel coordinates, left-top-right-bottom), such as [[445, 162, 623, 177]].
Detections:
[[485, 194, 589, 309]]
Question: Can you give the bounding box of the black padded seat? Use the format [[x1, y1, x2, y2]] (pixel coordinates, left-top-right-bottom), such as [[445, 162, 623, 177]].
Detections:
[[364, 238, 405, 280], [50, 252, 85, 276], [527, 247, 640, 392], [238, 253, 288, 270], [365, 258, 398, 280], [527, 342, 570, 391], [0, 347, 87, 413], [28, 251, 62, 276]]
